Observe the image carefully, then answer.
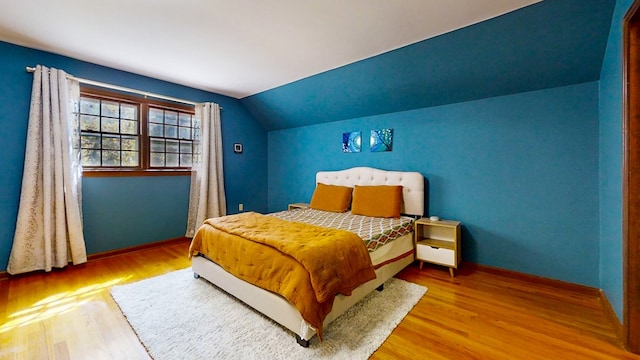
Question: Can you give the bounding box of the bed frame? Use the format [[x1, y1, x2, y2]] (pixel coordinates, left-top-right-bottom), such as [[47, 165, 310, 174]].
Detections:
[[192, 167, 424, 346]]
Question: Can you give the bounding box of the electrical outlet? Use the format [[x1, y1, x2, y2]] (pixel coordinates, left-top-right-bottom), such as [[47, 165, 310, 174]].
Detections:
[[239, 203, 244, 211]]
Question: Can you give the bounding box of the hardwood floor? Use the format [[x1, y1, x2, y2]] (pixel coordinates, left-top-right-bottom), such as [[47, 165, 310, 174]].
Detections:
[[378, 266, 637, 360], [0, 240, 636, 360]]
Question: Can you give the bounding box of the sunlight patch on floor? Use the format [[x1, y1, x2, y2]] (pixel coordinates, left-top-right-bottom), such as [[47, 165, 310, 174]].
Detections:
[[0, 276, 131, 333]]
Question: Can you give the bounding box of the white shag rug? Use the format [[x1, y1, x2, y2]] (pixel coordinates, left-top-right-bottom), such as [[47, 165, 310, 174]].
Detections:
[[111, 268, 426, 360]]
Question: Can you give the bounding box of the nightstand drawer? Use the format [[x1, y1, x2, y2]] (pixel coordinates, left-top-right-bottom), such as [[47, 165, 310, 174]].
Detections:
[[416, 244, 456, 267]]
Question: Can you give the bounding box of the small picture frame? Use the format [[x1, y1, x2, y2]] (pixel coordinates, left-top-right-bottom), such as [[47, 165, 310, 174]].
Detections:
[[342, 131, 361, 153], [233, 143, 243, 154], [370, 128, 393, 152]]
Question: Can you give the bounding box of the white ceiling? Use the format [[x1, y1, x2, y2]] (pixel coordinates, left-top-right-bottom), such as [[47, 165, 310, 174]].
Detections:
[[0, 0, 540, 99]]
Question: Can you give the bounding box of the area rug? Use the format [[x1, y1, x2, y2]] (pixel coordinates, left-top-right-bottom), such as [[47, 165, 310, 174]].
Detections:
[[110, 268, 427, 359]]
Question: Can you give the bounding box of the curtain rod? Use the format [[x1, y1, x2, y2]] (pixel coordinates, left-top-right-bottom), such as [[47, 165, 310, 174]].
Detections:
[[26, 66, 211, 107]]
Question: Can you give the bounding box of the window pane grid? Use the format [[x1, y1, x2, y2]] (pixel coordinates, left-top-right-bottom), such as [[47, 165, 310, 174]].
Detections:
[[78, 90, 196, 172], [148, 107, 195, 168], [79, 96, 140, 168]]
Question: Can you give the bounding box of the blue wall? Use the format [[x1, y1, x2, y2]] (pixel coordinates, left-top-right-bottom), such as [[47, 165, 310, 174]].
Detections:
[[0, 41, 268, 270], [598, 0, 633, 322], [269, 82, 600, 287], [82, 177, 190, 254]]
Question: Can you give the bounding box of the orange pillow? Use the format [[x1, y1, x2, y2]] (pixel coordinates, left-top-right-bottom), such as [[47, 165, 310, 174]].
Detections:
[[309, 183, 353, 212], [351, 185, 403, 218]]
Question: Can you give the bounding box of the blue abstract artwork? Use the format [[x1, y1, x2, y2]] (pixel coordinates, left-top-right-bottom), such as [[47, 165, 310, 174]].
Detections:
[[370, 128, 393, 152], [342, 131, 361, 153]]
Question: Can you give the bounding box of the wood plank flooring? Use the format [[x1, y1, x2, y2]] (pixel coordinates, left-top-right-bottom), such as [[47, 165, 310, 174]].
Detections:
[[0, 239, 636, 360]]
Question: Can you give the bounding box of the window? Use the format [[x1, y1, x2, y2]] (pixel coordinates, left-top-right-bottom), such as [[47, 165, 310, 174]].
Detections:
[[148, 107, 196, 168], [78, 89, 196, 175]]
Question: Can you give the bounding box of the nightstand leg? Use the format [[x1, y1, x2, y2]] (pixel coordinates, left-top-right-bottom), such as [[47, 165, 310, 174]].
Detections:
[[419, 261, 424, 270], [449, 268, 455, 277]]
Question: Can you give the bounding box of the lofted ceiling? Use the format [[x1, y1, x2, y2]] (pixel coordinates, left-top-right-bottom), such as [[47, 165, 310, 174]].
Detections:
[[0, 1, 616, 131], [0, 0, 538, 99], [242, 0, 616, 130]]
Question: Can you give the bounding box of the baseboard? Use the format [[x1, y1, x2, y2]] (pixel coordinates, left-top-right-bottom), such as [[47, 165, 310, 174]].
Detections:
[[599, 289, 626, 349], [465, 262, 625, 347], [87, 236, 190, 261], [0, 236, 191, 281], [465, 262, 601, 296]]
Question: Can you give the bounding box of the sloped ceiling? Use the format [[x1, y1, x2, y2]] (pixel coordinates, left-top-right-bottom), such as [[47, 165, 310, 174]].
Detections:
[[0, 1, 616, 131], [0, 0, 539, 99], [242, 0, 616, 130]]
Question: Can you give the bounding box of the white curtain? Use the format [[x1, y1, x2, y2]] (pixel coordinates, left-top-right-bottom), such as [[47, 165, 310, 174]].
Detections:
[[185, 102, 227, 237], [7, 65, 87, 274]]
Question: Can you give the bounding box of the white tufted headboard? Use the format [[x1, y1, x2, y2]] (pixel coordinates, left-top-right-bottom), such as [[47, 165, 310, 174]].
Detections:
[[316, 167, 424, 217]]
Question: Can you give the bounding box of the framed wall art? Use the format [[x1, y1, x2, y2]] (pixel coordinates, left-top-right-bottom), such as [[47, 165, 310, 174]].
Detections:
[[342, 131, 361, 153], [370, 128, 393, 152]]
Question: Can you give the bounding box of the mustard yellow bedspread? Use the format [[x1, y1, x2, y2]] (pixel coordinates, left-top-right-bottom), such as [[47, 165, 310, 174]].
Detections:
[[189, 212, 376, 338]]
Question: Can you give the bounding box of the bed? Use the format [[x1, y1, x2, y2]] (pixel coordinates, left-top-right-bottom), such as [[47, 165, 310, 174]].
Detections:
[[189, 166, 424, 346]]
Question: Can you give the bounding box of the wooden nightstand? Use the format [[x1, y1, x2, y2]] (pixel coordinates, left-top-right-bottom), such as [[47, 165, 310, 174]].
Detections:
[[287, 203, 309, 210], [414, 218, 461, 277]]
